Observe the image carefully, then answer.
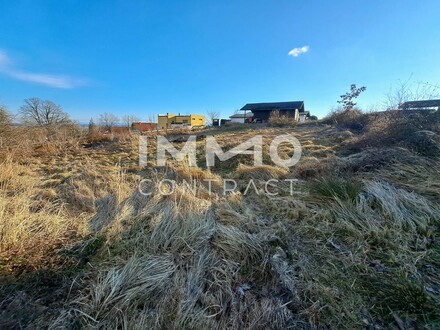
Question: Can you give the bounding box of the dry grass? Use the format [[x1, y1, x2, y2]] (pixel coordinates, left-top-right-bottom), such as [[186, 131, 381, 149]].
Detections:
[[233, 164, 289, 181], [1, 119, 440, 329], [0, 156, 88, 274], [339, 110, 440, 157], [268, 110, 298, 127]]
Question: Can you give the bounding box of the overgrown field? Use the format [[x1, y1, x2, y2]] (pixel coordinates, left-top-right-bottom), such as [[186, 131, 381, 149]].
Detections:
[[1, 112, 439, 329]]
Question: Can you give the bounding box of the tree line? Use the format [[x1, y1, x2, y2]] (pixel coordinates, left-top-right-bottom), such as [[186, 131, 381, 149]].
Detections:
[[1, 78, 437, 135], [0, 97, 145, 131]]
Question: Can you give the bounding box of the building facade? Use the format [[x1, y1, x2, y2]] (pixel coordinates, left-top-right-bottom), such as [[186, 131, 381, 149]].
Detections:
[[158, 114, 205, 130], [229, 112, 253, 124], [240, 101, 306, 123], [298, 111, 310, 122]]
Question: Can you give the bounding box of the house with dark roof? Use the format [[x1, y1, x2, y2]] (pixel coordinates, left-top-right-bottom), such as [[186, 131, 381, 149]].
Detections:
[[399, 99, 440, 110], [240, 101, 306, 122], [229, 112, 253, 124]]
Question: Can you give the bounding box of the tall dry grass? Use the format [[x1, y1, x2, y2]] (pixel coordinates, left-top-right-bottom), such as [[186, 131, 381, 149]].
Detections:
[[327, 109, 440, 157], [1, 121, 439, 329], [0, 155, 89, 275], [51, 156, 440, 328], [49, 162, 305, 329]]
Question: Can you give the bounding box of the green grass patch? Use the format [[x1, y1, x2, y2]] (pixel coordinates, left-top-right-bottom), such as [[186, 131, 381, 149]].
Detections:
[[310, 177, 363, 202]]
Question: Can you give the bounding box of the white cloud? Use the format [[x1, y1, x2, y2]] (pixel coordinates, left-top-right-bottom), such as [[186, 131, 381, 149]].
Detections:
[[8, 71, 87, 89], [0, 50, 12, 67], [288, 45, 310, 57], [0, 49, 87, 89]]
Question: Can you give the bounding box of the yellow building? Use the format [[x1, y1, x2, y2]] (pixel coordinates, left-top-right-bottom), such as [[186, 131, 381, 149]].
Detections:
[[158, 113, 205, 130]]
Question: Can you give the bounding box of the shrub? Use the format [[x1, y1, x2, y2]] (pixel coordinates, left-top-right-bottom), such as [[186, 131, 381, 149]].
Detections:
[[405, 130, 440, 156], [0, 105, 10, 125], [322, 108, 369, 132], [348, 110, 440, 156], [0, 106, 15, 147], [268, 110, 297, 127]]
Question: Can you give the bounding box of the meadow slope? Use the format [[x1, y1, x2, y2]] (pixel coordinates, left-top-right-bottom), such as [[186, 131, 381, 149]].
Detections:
[[1, 117, 439, 329]]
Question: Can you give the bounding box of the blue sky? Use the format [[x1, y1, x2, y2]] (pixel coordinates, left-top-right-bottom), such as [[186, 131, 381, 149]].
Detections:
[[0, 1, 439, 122]]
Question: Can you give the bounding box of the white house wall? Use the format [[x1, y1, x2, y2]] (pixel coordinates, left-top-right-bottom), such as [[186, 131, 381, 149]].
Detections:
[[230, 117, 246, 123]]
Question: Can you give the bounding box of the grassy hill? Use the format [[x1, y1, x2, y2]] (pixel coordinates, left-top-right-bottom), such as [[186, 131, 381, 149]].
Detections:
[[1, 113, 439, 329]]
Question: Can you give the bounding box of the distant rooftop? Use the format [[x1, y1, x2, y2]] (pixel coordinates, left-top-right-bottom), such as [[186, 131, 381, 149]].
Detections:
[[229, 112, 253, 118], [399, 99, 440, 109], [241, 101, 305, 112]]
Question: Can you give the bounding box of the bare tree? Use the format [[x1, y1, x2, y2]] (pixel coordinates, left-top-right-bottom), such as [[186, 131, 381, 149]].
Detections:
[[19, 97, 70, 126], [383, 77, 440, 110], [147, 114, 156, 123], [88, 117, 97, 134], [0, 105, 10, 127], [207, 109, 220, 126], [0, 104, 12, 144], [122, 115, 141, 130], [99, 112, 119, 131]]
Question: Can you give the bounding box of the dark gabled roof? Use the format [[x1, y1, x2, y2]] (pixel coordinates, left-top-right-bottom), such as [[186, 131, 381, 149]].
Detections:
[[241, 101, 304, 112], [229, 113, 253, 118], [399, 99, 440, 109]]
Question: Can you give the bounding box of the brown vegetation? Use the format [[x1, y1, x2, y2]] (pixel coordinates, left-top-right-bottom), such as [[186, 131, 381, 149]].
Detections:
[[324, 108, 440, 157], [1, 110, 439, 329], [268, 109, 298, 127]]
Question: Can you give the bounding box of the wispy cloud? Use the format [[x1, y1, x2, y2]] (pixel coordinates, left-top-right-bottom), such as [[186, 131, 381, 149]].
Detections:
[[8, 71, 87, 89], [288, 45, 310, 57], [0, 51, 12, 67], [0, 50, 88, 89]]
